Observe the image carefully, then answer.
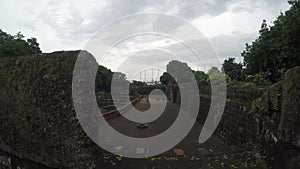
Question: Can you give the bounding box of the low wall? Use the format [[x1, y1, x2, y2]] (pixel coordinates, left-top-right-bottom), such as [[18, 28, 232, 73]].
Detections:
[[169, 67, 300, 168], [198, 86, 266, 145], [169, 82, 267, 145]]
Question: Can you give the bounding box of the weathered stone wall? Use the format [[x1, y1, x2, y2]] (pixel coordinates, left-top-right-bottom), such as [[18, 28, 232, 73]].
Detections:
[[169, 69, 300, 169], [0, 51, 102, 169], [252, 66, 300, 169], [196, 67, 300, 168], [168, 81, 266, 145], [197, 86, 267, 145], [217, 66, 300, 151]]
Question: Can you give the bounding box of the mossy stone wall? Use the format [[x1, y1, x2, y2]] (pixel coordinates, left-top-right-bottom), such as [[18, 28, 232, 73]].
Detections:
[[0, 51, 102, 169]]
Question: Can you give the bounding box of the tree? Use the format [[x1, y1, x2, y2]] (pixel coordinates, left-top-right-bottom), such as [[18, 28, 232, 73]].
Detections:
[[95, 65, 113, 92], [242, 1, 300, 82], [207, 67, 225, 82], [222, 58, 243, 81], [0, 29, 13, 44], [166, 60, 193, 83], [208, 66, 220, 75], [14, 31, 24, 40], [160, 72, 173, 85], [193, 70, 209, 82], [131, 80, 146, 86], [0, 29, 41, 57], [113, 72, 127, 81]]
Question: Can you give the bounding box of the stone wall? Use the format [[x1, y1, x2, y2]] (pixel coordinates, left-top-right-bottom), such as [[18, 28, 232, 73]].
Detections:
[[0, 51, 102, 169], [251, 66, 300, 169], [0, 50, 299, 169], [252, 66, 300, 148], [198, 86, 266, 145], [198, 67, 300, 168], [169, 81, 267, 145], [169, 68, 300, 169]]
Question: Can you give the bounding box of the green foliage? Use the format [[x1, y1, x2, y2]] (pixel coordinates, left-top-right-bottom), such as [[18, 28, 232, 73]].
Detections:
[[207, 66, 226, 82], [241, 1, 300, 82], [193, 70, 209, 81], [95, 68, 129, 93], [208, 66, 220, 75], [222, 58, 243, 81], [134, 84, 165, 95], [129, 80, 146, 96], [0, 29, 13, 44], [160, 72, 173, 85], [167, 60, 194, 82], [0, 29, 41, 57], [95, 65, 114, 92], [131, 80, 146, 87], [113, 72, 127, 81], [176, 89, 181, 105], [224, 74, 232, 83], [245, 72, 272, 86], [160, 61, 212, 89]]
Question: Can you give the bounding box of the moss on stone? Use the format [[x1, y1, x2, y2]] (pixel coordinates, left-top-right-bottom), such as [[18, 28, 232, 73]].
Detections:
[[0, 51, 102, 169]]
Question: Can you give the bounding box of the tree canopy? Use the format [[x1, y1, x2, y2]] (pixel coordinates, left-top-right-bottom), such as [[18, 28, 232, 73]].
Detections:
[[241, 1, 300, 82], [0, 29, 41, 57], [222, 58, 243, 81], [193, 70, 209, 82], [160, 72, 173, 85]]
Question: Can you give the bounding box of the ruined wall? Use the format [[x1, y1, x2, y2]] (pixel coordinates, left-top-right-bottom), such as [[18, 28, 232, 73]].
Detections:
[[1, 50, 299, 169], [252, 66, 300, 148], [196, 86, 266, 145], [252, 66, 300, 169], [197, 67, 300, 168], [169, 67, 300, 169], [0, 51, 102, 169], [168, 80, 266, 145]]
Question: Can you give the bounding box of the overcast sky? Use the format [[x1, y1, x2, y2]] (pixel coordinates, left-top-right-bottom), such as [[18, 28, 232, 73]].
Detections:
[[0, 0, 290, 80]]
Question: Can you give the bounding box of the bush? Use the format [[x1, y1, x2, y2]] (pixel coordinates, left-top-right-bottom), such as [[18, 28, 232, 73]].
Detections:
[[245, 72, 271, 86]]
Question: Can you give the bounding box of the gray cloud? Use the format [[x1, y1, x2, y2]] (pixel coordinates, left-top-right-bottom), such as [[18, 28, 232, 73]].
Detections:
[[176, 0, 233, 18], [36, 0, 288, 41], [0, 0, 291, 71], [211, 31, 257, 59]]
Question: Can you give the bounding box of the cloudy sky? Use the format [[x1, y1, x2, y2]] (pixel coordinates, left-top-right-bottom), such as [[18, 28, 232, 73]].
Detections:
[[0, 0, 290, 80]]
